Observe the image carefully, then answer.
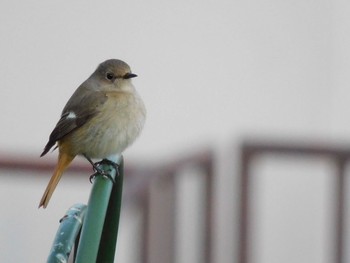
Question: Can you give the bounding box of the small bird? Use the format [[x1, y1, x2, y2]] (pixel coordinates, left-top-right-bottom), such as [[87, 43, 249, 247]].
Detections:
[[39, 59, 146, 208]]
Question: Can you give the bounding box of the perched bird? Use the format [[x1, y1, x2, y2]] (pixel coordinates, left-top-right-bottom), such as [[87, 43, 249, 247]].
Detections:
[[39, 59, 146, 208]]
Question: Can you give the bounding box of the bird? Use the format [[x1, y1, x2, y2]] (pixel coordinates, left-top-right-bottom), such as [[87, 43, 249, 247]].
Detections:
[[39, 59, 146, 208]]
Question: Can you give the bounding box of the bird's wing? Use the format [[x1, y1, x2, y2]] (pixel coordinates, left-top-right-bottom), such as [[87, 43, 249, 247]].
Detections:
[[40, 86, 107, 157]]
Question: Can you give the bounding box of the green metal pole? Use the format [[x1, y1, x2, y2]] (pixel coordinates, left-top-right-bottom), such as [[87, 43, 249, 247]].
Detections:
[[47, 204, 87, 263], [97, 157, 124, 262], [75, 156, 122, 263]]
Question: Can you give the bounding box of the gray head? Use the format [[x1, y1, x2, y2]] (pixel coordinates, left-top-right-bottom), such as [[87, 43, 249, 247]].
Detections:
[[92, 59, 137, 85]]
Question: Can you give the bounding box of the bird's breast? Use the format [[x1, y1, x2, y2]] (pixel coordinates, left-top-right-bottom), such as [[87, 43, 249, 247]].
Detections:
[[66, 91, 146, 158]]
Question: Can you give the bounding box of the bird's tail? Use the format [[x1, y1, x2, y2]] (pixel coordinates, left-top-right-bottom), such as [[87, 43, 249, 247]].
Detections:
[[39, 152, 75, 208]]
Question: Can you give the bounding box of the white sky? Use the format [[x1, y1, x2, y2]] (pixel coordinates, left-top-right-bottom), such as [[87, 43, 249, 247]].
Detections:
[[1, 0, 346, 161]]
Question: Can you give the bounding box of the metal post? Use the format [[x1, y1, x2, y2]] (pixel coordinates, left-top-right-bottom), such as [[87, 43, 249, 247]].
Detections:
[[335, 157, 346, 263], [238, 145, 252, 263], [46, 204, 87, 263], [75, 156, 122, 263]]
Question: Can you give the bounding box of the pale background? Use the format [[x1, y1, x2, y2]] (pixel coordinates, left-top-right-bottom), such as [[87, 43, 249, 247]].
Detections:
[[1, 0, 350, 262]]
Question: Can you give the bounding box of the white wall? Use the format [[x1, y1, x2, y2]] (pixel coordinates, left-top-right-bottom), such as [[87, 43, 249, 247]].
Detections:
[[0, 0, 348, 262]]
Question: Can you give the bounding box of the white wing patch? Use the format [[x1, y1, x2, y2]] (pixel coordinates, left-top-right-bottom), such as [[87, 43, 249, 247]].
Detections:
[[66, 111, 77, 119]]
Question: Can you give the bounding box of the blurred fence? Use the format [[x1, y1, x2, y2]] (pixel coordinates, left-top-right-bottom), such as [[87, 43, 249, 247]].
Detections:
[[3, 141, 347, 263], [0, 150, 214, 263], [238, 141, 350, 263]]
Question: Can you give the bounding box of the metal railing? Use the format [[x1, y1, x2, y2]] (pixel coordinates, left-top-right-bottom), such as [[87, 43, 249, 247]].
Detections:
[[238, 141, 350, 263], [0, 149, 214, 263], [136, 150, 214, 263]]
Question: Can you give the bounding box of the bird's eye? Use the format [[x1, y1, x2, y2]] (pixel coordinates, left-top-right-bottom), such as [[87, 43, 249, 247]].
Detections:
[[106, 72, 114, 80]]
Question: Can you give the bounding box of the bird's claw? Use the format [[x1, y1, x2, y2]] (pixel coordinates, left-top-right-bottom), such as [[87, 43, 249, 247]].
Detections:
[[89, 170, 115, 183], [89, 159, 119, 183]]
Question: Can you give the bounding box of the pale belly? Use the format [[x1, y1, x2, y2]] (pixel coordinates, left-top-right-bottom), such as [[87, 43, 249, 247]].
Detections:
[[64, 95, 146, 158]]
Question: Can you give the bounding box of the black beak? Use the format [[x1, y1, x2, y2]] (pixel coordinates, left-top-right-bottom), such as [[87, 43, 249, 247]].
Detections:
[[123, 73, 138, 79]]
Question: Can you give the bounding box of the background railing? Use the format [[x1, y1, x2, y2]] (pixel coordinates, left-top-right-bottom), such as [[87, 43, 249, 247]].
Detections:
[[0, 149, 214, 263], [2, 141, 347, 262], [238, 141, 350, 263]]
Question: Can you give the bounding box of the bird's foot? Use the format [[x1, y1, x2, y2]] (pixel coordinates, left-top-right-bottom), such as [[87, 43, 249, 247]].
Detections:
[[89, 159, 119, 183]]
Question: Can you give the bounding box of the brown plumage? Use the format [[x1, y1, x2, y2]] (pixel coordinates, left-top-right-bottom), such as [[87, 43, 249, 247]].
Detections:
[[39, 59, 146, 208]]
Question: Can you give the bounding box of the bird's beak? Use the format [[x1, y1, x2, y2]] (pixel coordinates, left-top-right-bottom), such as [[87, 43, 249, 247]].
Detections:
[[123, 73, 138, 79]]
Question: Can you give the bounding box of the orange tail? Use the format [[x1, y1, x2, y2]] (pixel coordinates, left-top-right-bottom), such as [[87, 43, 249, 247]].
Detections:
[[39, 152, 75, 208]]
